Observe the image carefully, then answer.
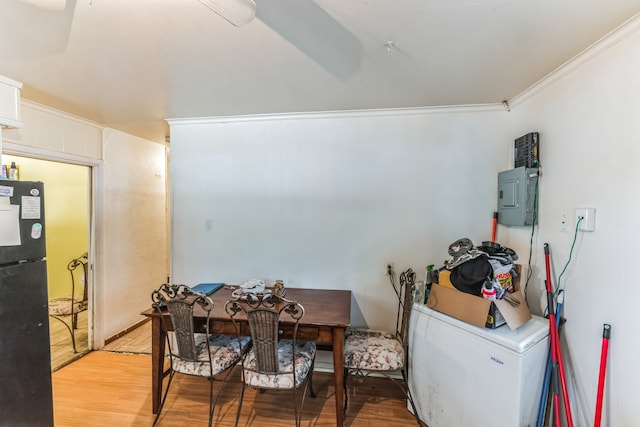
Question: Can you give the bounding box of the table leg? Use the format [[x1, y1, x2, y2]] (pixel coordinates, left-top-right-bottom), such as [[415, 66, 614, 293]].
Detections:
[[333, 327, 345, 427], [151, 316, 166, 414]]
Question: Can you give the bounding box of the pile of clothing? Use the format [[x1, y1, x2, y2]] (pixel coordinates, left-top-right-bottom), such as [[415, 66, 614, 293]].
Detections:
[[443, 238, 518, 301]]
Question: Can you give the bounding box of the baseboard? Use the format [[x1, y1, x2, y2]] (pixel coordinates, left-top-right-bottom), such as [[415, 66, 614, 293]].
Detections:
[[104, 318, 150, 345]]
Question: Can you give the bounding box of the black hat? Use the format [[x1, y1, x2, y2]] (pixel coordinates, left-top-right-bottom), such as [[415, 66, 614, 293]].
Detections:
[[449, 256, 493, 297]]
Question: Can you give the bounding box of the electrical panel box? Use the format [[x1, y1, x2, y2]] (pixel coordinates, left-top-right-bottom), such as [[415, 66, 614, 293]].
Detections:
[[514, 132, 540, 168], [498, 167, 538, 226]]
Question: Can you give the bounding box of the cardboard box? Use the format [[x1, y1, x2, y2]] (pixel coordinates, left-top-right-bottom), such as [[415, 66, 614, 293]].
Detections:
[[426, 265, 531, 329]]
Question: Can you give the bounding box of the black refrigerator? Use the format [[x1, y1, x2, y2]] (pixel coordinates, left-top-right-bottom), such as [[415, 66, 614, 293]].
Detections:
[[0, 180, 54, 426]]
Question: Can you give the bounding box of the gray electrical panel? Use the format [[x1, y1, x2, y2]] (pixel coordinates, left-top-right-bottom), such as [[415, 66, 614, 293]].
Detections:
[[498, 167, 538, 226]]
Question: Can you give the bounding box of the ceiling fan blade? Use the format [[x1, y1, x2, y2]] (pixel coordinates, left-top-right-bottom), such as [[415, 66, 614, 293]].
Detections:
[[3, 0, 75, 59], [198, 0, 257, 27], [18, 0, 67, 11], [256, 0, 362, 80]]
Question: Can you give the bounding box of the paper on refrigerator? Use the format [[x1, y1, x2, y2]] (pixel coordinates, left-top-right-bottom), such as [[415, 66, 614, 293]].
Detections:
[[0, 201, 21, 246]]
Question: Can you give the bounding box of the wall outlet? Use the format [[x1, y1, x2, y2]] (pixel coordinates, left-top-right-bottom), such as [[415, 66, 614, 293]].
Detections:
[[560, 213, 569, 232], [385, 260, 395, 275], [575, 208, 596, 232]]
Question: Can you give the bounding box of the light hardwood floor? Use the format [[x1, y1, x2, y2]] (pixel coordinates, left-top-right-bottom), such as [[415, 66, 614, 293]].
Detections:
[[52, 351, 422, 426], [51, 323, 425, 426], [50, 311, 151, 371], [102, 320, 152, 354]]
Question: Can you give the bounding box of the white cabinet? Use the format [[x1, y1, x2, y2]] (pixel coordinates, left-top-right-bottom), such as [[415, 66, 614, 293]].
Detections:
[[0, 75, 23, 129]]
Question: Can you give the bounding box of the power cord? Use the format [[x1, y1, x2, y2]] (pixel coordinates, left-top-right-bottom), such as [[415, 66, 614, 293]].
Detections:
[[386, 264, 403, 334], [542, 216, 583, 316], [387, 264, 400, 299], [554, 216, 584, 295], [524, 167, 540, 305]]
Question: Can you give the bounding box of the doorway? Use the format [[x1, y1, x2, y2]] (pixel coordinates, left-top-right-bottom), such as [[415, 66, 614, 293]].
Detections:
[[2, 154, 91, 370]]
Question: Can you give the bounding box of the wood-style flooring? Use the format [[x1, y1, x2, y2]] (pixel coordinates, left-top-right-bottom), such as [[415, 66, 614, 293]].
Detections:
[[50, 309, 151, 371], [101, 319, 152, 354], [51, 321, 425, 426], [52, 351, 422, 426]]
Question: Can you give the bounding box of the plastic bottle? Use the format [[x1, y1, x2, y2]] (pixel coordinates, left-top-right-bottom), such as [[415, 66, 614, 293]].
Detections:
[[414, 284, 422, 304], [424, 265, 434, 303], [481, 280, 497, 300], [9, 162, 18, 180]]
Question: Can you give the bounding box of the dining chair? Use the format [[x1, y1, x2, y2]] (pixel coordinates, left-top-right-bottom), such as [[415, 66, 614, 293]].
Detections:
[[225, 292, 317, 427], [151, 283, 251, 427], [48, 252, 89, 353], [343, 267, 423, 425]]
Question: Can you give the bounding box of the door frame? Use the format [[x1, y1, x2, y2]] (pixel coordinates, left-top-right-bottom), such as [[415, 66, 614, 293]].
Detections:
[[2, 142, 101, 350]]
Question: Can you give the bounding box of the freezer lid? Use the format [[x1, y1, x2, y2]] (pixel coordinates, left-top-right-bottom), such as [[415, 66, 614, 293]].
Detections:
[[485, 315, 549, 352], [413, 304, 549, 353]]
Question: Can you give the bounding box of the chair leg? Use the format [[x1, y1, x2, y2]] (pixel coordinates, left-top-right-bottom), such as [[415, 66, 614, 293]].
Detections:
[[70, 330, 78, 353], [50, 315, 78, 353], [401, 368, 423, 426], [343, 368, 423, 426], [342, 368, 349, 415], [293, 386, 299, 427], [406, 390, 422, 426], [208, 375, 215, 427], [297, 373, 317, 427], [234, 383, 245, 427], [153, 370, 176, 426], [208, 364, 237, 426], [385, 371, 423, 426], [308, 368, 317, 398]]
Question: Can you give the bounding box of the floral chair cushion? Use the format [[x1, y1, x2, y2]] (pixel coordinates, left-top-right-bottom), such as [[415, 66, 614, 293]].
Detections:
[[48, 296, 88, 316], [344, 327, 404, 371], [172, 334, 251, 377], [243, 340, 316, 389]]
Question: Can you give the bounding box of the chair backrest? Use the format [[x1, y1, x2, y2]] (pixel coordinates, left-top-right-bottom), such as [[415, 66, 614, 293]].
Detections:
[[151, 283, 214, 362], [68, 252, 88, 302], [225, 293, 305, 374], [396, 268, 416, 346]]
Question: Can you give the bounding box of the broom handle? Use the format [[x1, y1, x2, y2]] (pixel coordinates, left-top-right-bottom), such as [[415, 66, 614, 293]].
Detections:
[[491, 212, 498, 241], [544, 243, 573, 427], [594, 324, 611, 427], [536, 290, 564, 427]]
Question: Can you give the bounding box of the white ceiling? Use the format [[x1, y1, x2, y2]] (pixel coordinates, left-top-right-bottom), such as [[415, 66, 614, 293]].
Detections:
[[1, 0, 639, 143]]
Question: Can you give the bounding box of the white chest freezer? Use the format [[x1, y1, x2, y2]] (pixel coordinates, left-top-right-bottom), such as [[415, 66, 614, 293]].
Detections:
[[408, 304, 549, 427]]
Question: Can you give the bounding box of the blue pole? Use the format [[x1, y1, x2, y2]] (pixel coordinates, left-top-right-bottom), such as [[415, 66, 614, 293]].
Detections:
[[536, 289, 564, 427]]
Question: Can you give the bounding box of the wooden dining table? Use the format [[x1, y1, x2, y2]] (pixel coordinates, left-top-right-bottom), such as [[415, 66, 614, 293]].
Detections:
[[141, 287, 352, 426]]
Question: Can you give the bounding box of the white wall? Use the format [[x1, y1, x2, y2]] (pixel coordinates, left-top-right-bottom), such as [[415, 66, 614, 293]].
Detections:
[[169, 108, 509, 329], [95, 129, 168, 340], [504, 17, 640, 427], [3, 100, 102, 160]]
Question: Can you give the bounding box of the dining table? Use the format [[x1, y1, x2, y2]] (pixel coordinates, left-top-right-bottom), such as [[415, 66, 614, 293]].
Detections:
[[141, 286, 352, 426]]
